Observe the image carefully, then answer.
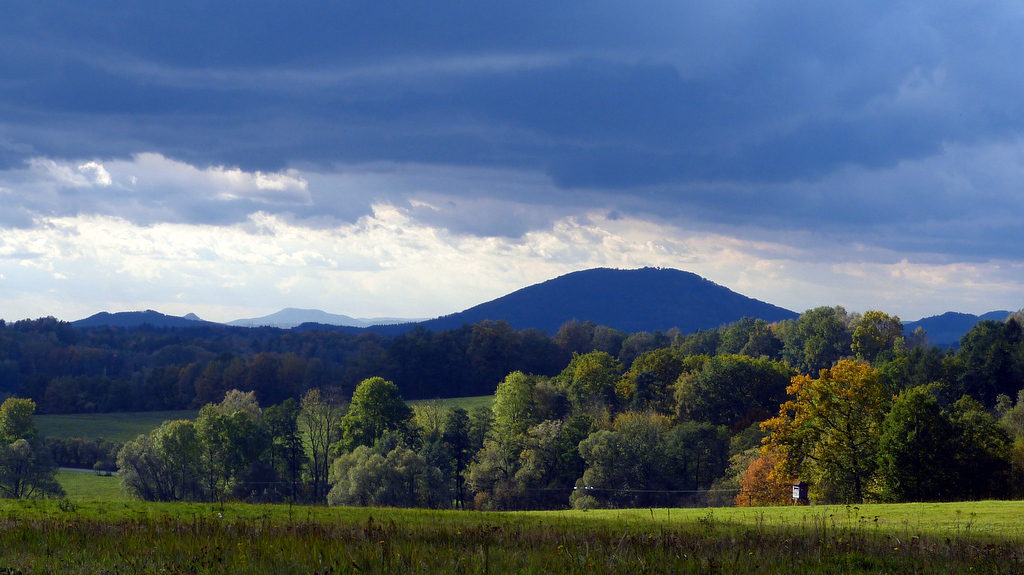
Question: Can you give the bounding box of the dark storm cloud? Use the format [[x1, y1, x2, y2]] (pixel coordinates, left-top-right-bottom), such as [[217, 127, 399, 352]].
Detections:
[[2, 0, 1024, 257]]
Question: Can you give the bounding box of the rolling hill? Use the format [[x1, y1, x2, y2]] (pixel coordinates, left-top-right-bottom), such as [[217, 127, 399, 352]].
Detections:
[[904, 310, 1013, 348], [72, 268, 800, 335], [71, 310, 215, 328], [400, 267, 799, 334]]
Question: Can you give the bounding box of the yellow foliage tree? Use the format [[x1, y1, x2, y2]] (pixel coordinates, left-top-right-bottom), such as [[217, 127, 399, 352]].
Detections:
[[761, 360, 887, 503]]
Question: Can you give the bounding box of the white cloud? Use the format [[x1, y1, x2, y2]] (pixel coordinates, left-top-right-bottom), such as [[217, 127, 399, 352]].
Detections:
[[28, 158, 92, 187], [118, 153, 311, 205], [77, 161, 112, 186], [2, 202, 1021, 324], [0, 153, 314, 227]]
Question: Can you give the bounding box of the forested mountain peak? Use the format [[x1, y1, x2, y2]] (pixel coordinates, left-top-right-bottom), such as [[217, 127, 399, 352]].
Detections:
[[904, 310, 1013, 348], [71, 310, 215, 328], [416, 267, 798, 334]]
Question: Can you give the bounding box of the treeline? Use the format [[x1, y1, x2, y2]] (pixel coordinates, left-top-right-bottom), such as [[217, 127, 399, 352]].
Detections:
[[0, 318, 641, 413], [100, 308, 1024, 508], [6, 306, 1024, 507], [4, 307, 1022, 417]]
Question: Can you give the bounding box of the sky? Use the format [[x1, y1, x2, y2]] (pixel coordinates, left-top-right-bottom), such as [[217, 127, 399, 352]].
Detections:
[[1, 1, 1023, 324]]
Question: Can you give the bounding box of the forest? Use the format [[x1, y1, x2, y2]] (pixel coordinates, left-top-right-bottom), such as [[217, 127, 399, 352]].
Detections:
[[2, 306, 1024, 507]]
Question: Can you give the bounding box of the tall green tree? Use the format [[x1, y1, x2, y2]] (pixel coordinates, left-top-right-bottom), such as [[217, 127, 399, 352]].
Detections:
[[118, 419, 201, 502], [264, 398, 307, 502], [875, 386, 957, 502], [662, 420, 731, 492], [951, 395, 1012, 499], [117, 433, 174, 502], [465, 371, 541, 510], [338, 377, 413, 452], [491, 371, 540, 439], [0, 397, 37, 444], [0, 398, 62, 499], [515, 415, 591, 509], [573, 412, 672, 509], [851, 310, 904, 363], [675, 354, 793, 429], [782, 306, 853, 374], [953, 319, 1024, 407], [557, 351, 622, 417], [618, 348, 683, 414], [442, 407, 472, 508], [328, 444, 444, 508], [194, 396, 270, 502], [300, 388, 344, 500]]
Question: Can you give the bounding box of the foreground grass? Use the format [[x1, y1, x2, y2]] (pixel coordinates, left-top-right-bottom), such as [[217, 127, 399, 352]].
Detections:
[[1, 499, 1023, 574], [35, 409, 198, 441], [576, 501, 1024, 539]]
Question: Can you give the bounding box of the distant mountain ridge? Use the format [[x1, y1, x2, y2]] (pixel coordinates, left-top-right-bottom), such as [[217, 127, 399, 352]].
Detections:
[[904, 310, 1013, 348], [408, 267, 799, 334], [72, 309, 216, 328], [70, 269, 1014, 342], [227, 308, 420, 329], [71, 268, 799, 334]]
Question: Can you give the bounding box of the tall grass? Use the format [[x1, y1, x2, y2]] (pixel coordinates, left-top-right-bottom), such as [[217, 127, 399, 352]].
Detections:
[[0, 499, 1022, 573]]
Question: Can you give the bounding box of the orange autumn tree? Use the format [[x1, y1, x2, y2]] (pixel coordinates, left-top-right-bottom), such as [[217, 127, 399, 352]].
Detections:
[[736, 449, 792, 507], [760, 360, 888, 503]]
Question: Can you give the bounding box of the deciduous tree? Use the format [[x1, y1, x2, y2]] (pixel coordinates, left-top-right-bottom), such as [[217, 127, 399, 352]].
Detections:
[[338, 377, 413, 452], [0, 398, 61, 499], [300, 388, 344, 500], [761, 360, 887, 503], [875, 385, 957, 502]]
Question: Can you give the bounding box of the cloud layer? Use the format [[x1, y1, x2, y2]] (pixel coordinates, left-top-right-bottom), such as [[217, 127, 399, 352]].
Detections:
[[1, 1, 1023, 321]]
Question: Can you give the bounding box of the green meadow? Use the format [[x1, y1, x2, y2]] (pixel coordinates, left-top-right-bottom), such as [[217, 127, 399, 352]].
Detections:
[[407, 394, 494, 412], [55, 469, 127, 502], [35, 409, 199, 442], [3, 497, 1022, 574], [34, 396, 493, 442]]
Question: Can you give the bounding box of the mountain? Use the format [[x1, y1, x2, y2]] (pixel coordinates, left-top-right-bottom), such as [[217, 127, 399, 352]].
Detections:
[[404, 267, 798, 334], [904, 310, 1013, 348], [227, 308, 421, 329], [72, 310, 215, 328]]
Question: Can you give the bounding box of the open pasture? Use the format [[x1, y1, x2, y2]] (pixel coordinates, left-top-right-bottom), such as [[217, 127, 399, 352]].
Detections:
[[34, 396, 493, 442], [55, 469, 127, 502], [1, 499, 1022, 574], [34, 409, 198, 442], [407, 394, 494, 412]]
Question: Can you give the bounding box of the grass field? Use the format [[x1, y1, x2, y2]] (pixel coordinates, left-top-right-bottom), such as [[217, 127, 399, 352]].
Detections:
[[35, 409, 198, 441], [1, 498, 1022, 573], [34, 396, 494, 441], [407, 394, 493, 412], [55, 469, 127, 502]]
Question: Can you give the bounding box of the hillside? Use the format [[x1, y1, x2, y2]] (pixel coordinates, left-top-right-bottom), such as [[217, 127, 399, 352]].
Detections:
[[904, 310, 1012, 348], [71, 310, 215, 328], [70, 268, 824, 335], [408, 267, 798, 334]]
